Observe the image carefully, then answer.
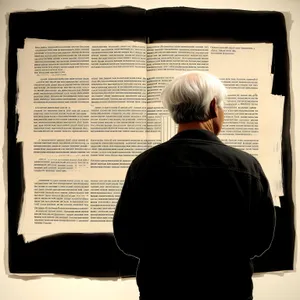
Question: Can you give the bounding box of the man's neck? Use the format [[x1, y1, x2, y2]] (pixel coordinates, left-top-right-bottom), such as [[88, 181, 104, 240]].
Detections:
[[177, 120, 215, 134]]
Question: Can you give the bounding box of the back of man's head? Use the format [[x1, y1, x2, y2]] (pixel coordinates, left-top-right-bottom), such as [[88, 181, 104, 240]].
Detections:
[[160, 71, 227, 124]]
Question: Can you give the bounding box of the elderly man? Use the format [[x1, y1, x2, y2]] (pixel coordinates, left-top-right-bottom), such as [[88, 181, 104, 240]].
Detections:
[[113, 71, 276, 300]]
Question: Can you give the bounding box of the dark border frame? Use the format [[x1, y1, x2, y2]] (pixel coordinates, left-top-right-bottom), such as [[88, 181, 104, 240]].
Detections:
[[7, 6, 294, 277]]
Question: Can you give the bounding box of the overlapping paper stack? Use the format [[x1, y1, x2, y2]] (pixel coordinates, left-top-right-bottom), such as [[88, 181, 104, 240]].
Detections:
[[16, 39, 284, 243]]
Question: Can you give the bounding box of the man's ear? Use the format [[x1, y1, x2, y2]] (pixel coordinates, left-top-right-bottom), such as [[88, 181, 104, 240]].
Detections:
[[209, 98, 218, 118]]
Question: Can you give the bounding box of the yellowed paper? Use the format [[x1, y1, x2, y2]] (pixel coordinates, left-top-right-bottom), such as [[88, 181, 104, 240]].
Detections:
[[17, 39, 147, 241]]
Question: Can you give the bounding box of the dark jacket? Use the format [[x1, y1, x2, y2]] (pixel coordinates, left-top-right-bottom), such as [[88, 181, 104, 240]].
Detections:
[[113, 129, 276, 300]]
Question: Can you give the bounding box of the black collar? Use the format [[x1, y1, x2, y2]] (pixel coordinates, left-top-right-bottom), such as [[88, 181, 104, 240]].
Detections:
[[170, 129, 223, 144]]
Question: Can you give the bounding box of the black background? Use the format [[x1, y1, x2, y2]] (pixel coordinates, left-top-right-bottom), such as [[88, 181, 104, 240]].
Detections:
[[7, 6, 294, 277]]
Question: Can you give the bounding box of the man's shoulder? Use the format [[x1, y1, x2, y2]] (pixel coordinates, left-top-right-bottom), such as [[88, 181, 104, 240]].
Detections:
[[221, 142, 257, 161], [129, 138, 264, 179], [131, 142, 167, 166], [219, 143, 264, 177]]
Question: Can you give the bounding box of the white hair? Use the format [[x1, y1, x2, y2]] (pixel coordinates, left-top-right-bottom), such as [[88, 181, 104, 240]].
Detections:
[[160, 71, 227, 124]]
